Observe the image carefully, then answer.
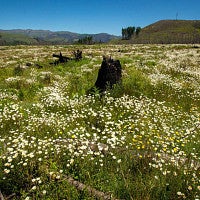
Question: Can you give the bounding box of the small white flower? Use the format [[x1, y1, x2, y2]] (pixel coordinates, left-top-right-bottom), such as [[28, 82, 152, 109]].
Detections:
[[188, 186, 192, 190], [177, 191, 181, 195], [38, 151, 42, 154], [31, 186, 37, 190], [56, 175, 60, 179], [32, 178, 36, 182], [4, 163, 11, 167], [112, 156, 116, 160], [4, 169, 10, 174], [70, 159, 74, 164], [42, 190, 47, 195], [38, 158, 42, 161], [13, 153, 18, 158]]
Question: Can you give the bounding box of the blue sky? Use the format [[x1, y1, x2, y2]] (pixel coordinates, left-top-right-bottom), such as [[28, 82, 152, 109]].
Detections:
[[0, 0, 200, 35]]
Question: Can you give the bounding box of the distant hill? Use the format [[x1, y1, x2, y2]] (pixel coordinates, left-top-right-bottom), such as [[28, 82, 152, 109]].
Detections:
[[0, 29, 120, 45], [0, 32, 38, 45], [2, 20, 200, 45], [130, 20, 200, 44]]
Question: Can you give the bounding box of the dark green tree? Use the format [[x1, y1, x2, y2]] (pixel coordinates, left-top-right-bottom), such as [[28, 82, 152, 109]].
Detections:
[[122, 28, 127, 40], [127, 26, 135, 39], [122, 26, 135, 40], [78, 36, 94, 44], [136, 27, 142, 36]]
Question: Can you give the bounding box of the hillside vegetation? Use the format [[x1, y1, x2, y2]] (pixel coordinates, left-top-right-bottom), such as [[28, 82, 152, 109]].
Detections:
[[0, 30, 119, 45], [1, 20, 200, 45], [130, 20, 200, 44], [0, 32, 38, 45], [0, 44, 199, 199]]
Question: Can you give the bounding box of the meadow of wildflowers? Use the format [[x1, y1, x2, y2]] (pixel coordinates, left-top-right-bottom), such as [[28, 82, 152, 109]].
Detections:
[[0, 44, 199, 199]]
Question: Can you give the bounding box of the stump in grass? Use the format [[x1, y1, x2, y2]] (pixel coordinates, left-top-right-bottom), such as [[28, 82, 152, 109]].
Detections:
[[73, 49, 82, 61], [94, 56, 122, 92]]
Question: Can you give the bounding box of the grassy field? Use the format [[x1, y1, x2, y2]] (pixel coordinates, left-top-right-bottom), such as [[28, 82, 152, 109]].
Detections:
[[0, 44, 199, 199]]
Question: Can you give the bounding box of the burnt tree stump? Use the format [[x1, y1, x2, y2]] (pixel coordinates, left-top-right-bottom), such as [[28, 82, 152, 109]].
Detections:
[[94, 56, 122, 92], [73, 49, 82, 61]]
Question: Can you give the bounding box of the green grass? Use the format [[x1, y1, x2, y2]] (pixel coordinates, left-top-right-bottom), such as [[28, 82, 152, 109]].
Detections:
[[0, 44, 199, 199]]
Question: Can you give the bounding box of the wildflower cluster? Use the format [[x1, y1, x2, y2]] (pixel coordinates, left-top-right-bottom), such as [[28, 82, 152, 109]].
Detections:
[[0, 44, 199, 199]]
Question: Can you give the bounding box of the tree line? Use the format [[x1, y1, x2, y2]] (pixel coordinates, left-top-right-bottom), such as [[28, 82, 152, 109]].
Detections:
[[77, 36, 94, 45], [122, 26, 141, 40]]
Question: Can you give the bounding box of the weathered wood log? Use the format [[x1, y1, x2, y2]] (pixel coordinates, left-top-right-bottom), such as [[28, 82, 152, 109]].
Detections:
[[63, 176, 120, 200], [52, 50, 82, 65], [94, 56, 122, 92], [0, 191, 5, 200]]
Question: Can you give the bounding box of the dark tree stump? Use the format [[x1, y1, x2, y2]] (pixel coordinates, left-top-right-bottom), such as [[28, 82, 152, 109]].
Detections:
[[94, 56, 122, 92], [73, 49, 82, 61]]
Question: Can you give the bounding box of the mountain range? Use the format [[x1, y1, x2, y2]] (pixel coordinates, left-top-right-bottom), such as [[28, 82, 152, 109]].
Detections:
[[1, 20, 200, 45], [0, 29, 120, 45]]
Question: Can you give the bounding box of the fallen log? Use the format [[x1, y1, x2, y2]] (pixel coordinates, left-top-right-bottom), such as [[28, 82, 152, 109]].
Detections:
[[0, 191, 4, 200], [55, 137, 200, 171], [63, 176, 120, 200], [52, 52, 71, 64], [0, 190, 16, 200], [51, 50, 82, 65]]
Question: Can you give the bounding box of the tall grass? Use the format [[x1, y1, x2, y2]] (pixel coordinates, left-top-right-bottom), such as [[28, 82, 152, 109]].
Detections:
[[0, 44, 199, 199]]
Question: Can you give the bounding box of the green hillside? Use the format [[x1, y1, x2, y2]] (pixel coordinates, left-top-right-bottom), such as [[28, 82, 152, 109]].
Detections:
[[131, 20, 200, 44], [0, 32, 38, 45], [0, 29, 119, 45]]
